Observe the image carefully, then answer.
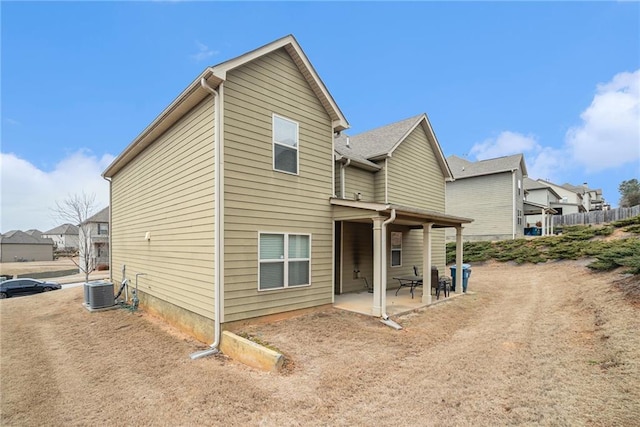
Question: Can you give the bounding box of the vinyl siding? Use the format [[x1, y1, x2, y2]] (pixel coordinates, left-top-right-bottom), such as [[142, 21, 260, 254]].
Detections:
[[340, 222, 373, 293], [344, 167, 375, 201], [0, 244, 53, 262], [386, 124, 445, 212], [110, 97, 216, 320], [446, 172, 514, 241], [402, 228, 446, 273], [334, 161, 342, 198], [373, 161, 386, 203], [222, 48, 334, 322]]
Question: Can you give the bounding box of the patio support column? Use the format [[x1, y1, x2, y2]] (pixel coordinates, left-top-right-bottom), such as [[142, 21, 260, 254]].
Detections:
[[371, 217, 384, 317], [422, 223, 433, 305], [541, 208, 547, 236], [455, 226, 463, 294], [550, 213, 554, 235]]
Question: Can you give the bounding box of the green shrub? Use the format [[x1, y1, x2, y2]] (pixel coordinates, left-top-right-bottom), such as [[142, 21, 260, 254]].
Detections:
[[611, 215, 640, 228], [623, 224, 640, 234]]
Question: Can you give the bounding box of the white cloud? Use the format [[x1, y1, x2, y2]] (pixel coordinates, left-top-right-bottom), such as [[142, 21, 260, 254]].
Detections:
[[469, 131, 565, 182], [190, 41, 219, 62], [0, 150, 114, 232], [566, 69, 640, 172], [468, 69, 640, 184], [469, 131, 540, 160]]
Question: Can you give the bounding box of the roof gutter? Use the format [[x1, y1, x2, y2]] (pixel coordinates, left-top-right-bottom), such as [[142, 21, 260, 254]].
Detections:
[[190, 77, 224, 360]]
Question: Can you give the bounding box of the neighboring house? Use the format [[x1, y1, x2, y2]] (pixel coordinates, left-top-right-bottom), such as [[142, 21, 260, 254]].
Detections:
[[25, 229, 43, 239], [445, 154, 528, 241], [0, 230, 54, 262], [536, 179, 587, 216], [79, 207, 109, 267], [522, 177, 560, 236], [560, 182, 605, 212], [102, 35, 471, 345], [43, 223, 79, 249]]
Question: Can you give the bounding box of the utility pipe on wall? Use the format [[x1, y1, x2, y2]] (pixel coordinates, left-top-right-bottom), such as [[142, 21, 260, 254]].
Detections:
[[340, 158, 351, 199], [190, 77, 223, 360]]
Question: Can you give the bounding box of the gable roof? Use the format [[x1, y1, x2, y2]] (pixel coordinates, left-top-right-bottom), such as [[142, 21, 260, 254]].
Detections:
[[536, 179, 584, 200], [523, 177, 562, 199], [44, 223, 79, 235], [0, 230, 53, 245], [561, 182, 603, 196], [25, 229, 43, 238], [103, 35, 349, 178], [447, 154, 528, 179], [335, 114, 453, 180], [84, 207, 109, 224]]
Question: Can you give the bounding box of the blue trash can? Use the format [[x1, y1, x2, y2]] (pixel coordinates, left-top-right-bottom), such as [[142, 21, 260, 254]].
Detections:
[[450, 264, 472, 292]]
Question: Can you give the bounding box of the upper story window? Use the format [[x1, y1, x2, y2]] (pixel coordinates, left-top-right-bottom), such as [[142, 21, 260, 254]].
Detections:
[[98, 223, 109, 235], [273, 114, 299, 175]]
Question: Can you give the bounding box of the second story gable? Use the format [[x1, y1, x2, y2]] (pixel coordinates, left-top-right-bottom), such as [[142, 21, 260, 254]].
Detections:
[[334, 114, 453, 212]]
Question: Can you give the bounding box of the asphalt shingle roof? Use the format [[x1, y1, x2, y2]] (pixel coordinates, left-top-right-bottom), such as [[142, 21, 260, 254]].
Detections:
[[0, 230, 53, 245], [44, 223, 79, 235], [84, 207, 109, 224], [447, 154, 526, 179]]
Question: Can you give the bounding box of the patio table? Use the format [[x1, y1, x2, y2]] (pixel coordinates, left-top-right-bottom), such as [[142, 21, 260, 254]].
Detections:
[[393, 275, 423, 299]]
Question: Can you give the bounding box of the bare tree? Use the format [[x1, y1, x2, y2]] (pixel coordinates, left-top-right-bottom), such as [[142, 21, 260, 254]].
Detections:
[[51, 192, 98, 283]]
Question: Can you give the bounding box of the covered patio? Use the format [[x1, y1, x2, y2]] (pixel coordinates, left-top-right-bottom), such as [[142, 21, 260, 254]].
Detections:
[[331, 199, 473, 319], [524, 201, 558, 236]]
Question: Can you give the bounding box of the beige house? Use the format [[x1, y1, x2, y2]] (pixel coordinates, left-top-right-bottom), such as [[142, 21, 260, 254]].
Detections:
[[43, 223, 79, 249], [79, 207, 109, 267], [446, 154, 527, 241], [536, 179, 587, 216], [103, 35, 470, 348], [0, 230, 54, 262], [522, 177, 560, 236]]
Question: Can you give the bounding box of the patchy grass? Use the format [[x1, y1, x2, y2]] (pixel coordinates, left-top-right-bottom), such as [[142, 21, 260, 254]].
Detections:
[[447, 218, 640, 276]]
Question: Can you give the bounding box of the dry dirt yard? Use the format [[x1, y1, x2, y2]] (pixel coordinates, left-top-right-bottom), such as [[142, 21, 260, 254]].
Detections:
[[1, 260, 639, 426]]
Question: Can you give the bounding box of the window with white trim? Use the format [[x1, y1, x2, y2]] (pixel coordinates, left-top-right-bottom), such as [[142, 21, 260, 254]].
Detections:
[[390, 231, 402, 267], [273, 114, 299, 174], [98, 223, 109, 235], [259, 232, 310, 290]]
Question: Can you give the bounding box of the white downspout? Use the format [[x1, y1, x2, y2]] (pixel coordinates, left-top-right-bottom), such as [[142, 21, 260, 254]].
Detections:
[[380, 208, 396, 320], [512, 171, 517, 239], [191, 77, 223, 359], [103, 176, 112, 284], [340, 158, 351, 199]]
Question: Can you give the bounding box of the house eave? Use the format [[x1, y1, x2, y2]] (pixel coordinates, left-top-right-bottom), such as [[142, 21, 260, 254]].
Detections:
[[103, 35, 349, 178], [330, 198, 473, 227]]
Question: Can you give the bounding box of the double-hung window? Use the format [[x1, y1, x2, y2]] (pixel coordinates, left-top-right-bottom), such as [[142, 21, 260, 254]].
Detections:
[[259, 232, 311, 290], [273, 114, 299, 174], [390, 231, 402, 267], [98, 223, 109, 235]]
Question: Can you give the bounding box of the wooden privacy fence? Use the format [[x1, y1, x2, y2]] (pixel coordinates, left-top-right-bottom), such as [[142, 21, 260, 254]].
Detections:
[[553, 205, 640, 226]]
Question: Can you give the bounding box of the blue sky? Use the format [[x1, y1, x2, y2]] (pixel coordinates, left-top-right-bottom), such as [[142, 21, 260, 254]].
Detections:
[[2, 1, 639, 232]]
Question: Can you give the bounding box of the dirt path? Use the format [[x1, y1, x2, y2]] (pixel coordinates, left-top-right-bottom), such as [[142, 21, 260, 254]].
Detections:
[[1, 261, 638, 425]]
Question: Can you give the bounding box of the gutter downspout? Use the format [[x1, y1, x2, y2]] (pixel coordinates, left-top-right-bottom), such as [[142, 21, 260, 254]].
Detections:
[[512, 171, 517, 239], [340, 158, 351, 199], [103, 176, 112, 284], [191, 77, 223, 359], [380, 209, 401, 329]]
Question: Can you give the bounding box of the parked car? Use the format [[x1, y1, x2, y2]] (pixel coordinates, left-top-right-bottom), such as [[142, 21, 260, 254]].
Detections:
[[0, 279, 61, 299]]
